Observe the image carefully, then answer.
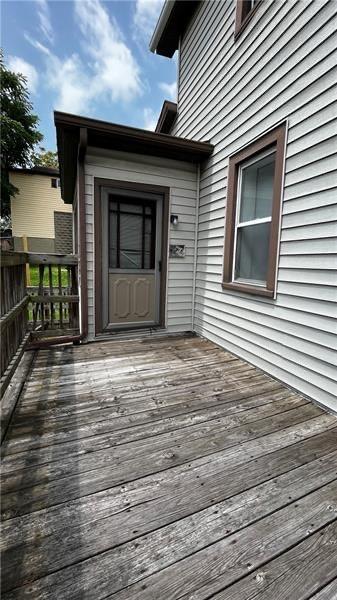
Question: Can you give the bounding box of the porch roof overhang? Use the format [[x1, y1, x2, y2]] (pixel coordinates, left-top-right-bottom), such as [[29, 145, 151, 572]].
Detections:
[[54, 111, 213, 204], [155, 101, 177, 134], [9, 166, 59, 177], [150, 0, 200, 58]]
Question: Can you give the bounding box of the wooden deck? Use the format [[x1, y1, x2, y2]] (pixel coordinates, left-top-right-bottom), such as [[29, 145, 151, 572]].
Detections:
[[1, 334, 337, 599]]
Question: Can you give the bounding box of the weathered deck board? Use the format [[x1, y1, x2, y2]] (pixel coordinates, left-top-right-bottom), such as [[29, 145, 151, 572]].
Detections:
[[1, 334, 336, 599], [3, 450, 337, 591]]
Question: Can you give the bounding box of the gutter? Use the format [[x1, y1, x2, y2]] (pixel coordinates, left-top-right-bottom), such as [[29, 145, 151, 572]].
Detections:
[[149, 0, 175, 53]]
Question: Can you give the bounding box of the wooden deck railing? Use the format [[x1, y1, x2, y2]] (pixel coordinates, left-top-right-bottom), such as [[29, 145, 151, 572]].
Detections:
[[0, 251, 79, 396]]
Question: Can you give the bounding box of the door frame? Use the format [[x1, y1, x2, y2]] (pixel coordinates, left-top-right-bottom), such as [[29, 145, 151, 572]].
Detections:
[[94, 177, 169, 335]]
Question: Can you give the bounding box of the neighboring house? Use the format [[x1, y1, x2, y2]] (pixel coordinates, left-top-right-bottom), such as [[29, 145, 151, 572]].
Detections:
[[9, 166, 73, 253], [54, 0, 337, 412]]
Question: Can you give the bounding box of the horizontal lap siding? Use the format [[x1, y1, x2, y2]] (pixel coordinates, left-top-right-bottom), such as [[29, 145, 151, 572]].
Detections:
[[84, 150, 197, 339], [173, 0, 337, 411]]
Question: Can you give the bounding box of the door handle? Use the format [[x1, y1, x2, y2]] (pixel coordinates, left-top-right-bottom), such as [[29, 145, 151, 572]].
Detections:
[[158, 260, 162, 272]]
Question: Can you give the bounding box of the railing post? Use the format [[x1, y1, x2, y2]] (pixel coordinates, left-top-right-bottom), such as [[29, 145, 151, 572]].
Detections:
[[22, 235, 31, 286]]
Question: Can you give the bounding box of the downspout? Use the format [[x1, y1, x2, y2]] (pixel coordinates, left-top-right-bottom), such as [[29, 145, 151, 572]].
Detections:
[[77, 127, 88, 341], [191, 163, 200, 332]]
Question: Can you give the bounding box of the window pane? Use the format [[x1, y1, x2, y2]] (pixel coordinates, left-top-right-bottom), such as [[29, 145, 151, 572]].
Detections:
[[120, 213, 142, 268], [235, 221, 271, 283], [109, 211, 117, 268], [109, 199, 156, 269], [239, 152, 275, 222], [120, 202, 142, 214]]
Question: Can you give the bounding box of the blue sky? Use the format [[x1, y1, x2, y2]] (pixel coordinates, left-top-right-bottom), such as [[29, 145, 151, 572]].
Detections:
[[2, 0, 177, 151]]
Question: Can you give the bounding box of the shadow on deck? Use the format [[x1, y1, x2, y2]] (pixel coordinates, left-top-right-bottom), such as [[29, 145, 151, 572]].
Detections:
[[1, 334, 337, 599]]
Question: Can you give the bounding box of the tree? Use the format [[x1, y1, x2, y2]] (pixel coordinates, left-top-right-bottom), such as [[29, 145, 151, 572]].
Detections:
[[0, 52, 43, 220], [33, 148, 59, 169]]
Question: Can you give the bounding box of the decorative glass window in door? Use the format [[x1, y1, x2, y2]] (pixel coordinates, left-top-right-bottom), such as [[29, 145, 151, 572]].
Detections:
[[109, 197, 156, 269]]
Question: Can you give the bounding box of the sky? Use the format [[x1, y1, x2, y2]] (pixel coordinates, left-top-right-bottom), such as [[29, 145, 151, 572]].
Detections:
[[2, 0, 177, 151]]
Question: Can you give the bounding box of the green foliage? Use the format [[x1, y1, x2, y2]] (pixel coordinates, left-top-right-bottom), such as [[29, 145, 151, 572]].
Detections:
[[29, 266, 69, 287], [0, 51, 43, 219], [33, 148, 59, 169]]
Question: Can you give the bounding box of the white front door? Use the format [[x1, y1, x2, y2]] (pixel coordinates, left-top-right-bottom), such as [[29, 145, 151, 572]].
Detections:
[[102, 187, 163, 329]]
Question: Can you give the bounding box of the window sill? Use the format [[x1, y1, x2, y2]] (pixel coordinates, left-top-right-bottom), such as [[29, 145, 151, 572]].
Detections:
[[222, 281, 274, 298], [234, 1, 261, 41]]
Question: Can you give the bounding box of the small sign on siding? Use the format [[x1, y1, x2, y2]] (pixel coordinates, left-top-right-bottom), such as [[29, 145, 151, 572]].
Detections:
[[169, 244, 186, 258]]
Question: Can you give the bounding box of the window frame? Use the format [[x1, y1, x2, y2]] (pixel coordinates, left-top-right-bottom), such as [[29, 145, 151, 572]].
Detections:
[[234, 0, 261, 40], [51, 178, 61, 188], [222, 123, 286, 298]]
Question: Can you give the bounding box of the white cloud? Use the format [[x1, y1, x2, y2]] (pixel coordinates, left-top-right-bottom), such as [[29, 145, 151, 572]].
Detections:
[[75, 0, 142, 103], [159, 81, 177, 101], [143, 107, 158, 131], [24, 33, 51, 56], [133, 0, 164, 46], [36, 0, 54, 44], [27, 0, 142, 114], [7, 56, 39, 94]]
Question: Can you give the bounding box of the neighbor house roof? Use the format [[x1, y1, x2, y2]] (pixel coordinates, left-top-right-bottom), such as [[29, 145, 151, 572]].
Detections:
[[9, 166, 59, 177], [155, 101, 177, 134], [54, 111, 213, 204], [150, 0, 200, 58]]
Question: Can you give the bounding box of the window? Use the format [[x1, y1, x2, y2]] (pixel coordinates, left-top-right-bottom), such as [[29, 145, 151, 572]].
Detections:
[[51, 178, 60, 188], [109, 197, 156, 269], [223, 123, 286, 298], [235, 0, 260, 38]]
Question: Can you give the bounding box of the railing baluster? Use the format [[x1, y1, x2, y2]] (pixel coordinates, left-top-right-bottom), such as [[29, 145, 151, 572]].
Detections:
[[58, 265, 63, 329], [49, 265, 54, 330], [39, 264, 45, 329], [67, 266, 71, 325]]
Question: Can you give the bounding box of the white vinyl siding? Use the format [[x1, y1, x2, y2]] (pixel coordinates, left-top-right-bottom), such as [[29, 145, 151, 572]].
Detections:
[[173, 0, 337, 411], [84, 149, 197, 339]]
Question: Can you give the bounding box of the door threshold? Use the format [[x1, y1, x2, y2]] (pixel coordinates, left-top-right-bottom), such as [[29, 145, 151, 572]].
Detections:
[[95, 326, 169, 342]]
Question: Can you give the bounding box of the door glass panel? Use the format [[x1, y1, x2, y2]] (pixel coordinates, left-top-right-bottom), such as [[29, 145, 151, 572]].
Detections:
[[109, 196, 156, 269], [120, 213, 142, 268], [239, 152, 275, 223], [109, 210, 117, 268], [120, 203, 142, 214], [235, 221, 271, 283]]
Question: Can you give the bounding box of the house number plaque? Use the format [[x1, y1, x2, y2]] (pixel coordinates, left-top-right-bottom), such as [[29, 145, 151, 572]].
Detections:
[[169, 244, 186, 258]]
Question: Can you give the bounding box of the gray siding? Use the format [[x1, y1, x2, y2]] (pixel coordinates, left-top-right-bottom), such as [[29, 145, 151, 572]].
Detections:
[[84, 149, 197, 339], [173, 0, 337, 411]]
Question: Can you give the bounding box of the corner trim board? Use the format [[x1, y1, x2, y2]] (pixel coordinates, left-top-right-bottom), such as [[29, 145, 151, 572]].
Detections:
[[78, 127, 88, 339]]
